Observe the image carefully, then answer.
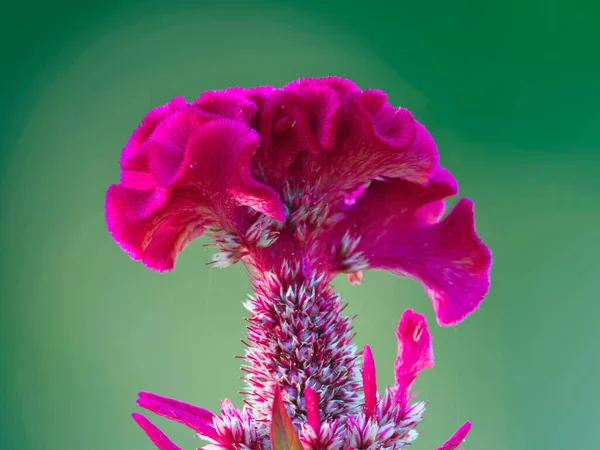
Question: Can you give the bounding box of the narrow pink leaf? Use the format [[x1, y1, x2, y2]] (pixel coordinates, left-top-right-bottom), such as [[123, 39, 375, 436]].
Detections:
[[436, 422, 472, 450], [132, 413, 182, 450], [270, 385, 303, 450]]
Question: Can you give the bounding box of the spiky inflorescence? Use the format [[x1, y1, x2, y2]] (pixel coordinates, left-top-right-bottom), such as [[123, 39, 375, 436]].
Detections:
[[243, 266, 361, 426], [105, 77, 492, 450], [134, 310, 458, 450]]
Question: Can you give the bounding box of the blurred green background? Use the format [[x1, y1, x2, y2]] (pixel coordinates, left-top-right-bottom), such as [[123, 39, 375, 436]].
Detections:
[[1, 1, 598, 449]]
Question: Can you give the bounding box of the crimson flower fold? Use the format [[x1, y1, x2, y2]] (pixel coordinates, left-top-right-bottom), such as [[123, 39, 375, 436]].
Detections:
[[106, 77, 490, 326], [332, 167, 490, 325]]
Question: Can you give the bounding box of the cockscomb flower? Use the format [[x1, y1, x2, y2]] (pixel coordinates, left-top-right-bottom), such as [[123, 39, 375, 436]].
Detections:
[[105, 77, 491, 450]]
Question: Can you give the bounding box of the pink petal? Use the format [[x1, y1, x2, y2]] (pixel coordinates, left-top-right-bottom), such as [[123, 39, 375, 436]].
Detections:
[[287, 76, 360, 97], [183, 118, 286, 221], [306, 85, 343, 151], [132, 413, 182, 450], [414, 199, 448, 225], [397, 120, 440, 183], [309, 103, 436, 195], [105, 185, 211, 271], [136, 392, 218, 441], [393, 310, 433, 409], [382, 199, 491, 326], [341, 166, 457, 229], [193, 89, 258, 123], [336, 93, 438, 185], [361, 345, 378, 417], [106, 185, 171, 221], [120, 170, 156, 190], [250, 82, 344, 193], [304, 386, 321, 433], [147, 108, 209, 187], [338, 170, 490, 325], [284, 84, 343, 153], [279, 78, 437, 195], [105, 184, 170, 261], [436, 422, 472, 450], [120, 96, 188, 174], [359, 89, 415, 150], [248, 87, 300, 192], [107, 119, 288, 271], [138, 392, 216, 422]]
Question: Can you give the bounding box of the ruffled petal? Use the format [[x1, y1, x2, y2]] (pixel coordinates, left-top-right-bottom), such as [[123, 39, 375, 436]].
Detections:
[[247, 87, 299, 192], [372, 199, 490, 325], [414, 199, 448, 225], [335, 169, 490, 325], [286, 76, 360, 97], [146, 108, 209, 187], [120, 96, 188, 176], [250, 83, 344, 192], [107, 117, 287, 271], [120, 170, 156, 190], [137, 392, 219, 441], [266, 78, 437, 197], [106, 185, 212, 271], [283, 83, 343, 153], [435, 422, 472, 450], [309, 89, 437, 192], [340, 166, 457, 229], [132, 413, 182, 450], [193, 89, 258, 123], [394, 310, 434, 410], [359, 89, 415, 150], [182, 119, 286, 222]]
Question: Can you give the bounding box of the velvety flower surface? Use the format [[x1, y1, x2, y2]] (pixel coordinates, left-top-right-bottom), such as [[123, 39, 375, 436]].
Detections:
[[106, 77, 491, 325], [105, 77, 491, 450]]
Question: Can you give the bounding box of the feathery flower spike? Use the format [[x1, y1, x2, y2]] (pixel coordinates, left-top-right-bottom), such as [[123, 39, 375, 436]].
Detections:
[[106, 77, 491, 449]]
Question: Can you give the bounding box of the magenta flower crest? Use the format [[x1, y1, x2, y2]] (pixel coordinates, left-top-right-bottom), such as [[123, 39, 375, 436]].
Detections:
[[106, 77, 491, 450]]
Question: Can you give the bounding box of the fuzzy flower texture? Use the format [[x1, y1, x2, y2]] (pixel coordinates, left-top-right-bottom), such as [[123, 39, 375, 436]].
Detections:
[[106, 77, 491, 450]]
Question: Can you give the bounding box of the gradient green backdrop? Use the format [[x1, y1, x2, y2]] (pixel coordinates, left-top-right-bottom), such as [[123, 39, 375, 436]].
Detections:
[[1, 1, 598, 449]]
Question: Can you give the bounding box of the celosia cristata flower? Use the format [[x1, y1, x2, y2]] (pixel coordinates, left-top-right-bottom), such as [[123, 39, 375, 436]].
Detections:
[[106, 77, 491, 450]]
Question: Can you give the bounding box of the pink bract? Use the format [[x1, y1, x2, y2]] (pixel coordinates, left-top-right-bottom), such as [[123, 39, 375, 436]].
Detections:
[[132, 310, 471, 450], [106, 77, 491, 326]]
